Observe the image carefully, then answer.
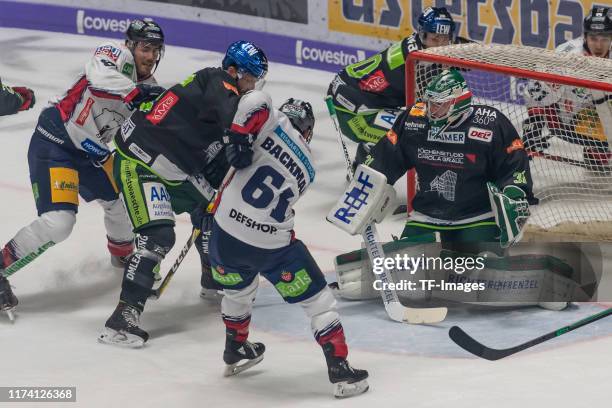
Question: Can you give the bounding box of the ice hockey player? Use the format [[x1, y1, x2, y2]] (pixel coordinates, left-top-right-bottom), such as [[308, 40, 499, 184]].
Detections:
[[98, 40, 269, 348], [0, 78, 35, 116], [331, 69, 572, 310], [522, 6, 612, 169], [0, 19, 166, 321], [327, 6, 470, 170], [208, 94, 369, 398]]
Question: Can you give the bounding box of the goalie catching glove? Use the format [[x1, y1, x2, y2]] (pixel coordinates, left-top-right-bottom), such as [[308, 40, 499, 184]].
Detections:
[[487, 182, 530, 248]]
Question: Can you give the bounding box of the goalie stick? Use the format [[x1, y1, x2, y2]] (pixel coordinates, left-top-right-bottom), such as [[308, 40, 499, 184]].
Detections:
[[325, 96, 354, 180], [449, 307, 612, 360], [362, 223, 447, 324], [527, 149, 605, 170], [150, 167, 236, 299]]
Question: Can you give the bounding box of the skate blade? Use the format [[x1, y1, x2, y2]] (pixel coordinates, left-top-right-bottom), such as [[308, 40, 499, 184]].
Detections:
[[3, 308, 16, 323], [98, 328, 146, 349], [223, 354, 264, 377], [333, 379, 369, 398]]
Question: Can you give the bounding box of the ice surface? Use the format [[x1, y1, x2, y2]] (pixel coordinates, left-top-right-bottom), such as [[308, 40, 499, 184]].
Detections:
[[1, 28, 611, 408]]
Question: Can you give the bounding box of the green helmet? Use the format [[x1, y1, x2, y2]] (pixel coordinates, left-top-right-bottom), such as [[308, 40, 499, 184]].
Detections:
[[423, 69, 472, 126]]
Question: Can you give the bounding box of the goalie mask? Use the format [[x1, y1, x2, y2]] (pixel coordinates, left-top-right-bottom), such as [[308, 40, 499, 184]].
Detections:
[[423, 69, 472, 127], [280, 98, 315, 144]]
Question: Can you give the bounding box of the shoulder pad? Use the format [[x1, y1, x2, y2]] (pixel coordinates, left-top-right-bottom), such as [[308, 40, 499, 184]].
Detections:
[[409, 102, 427, 117], [94, 41, 136, 80], [232, 90, 273, 135], [555, 38, 583, 55]]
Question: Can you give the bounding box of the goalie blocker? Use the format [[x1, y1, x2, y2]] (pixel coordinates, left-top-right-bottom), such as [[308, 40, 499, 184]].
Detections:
[[326, 164, 396, 236]]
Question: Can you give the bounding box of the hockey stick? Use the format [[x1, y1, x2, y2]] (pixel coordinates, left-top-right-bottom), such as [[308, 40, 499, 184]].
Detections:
[[527, 149, 599, 170], [362, 223, 448, 324], [325, 96, 354, 179], [449, 307, 612, 360], [150, 227, 201, 299], [150, 167, 236, 299]]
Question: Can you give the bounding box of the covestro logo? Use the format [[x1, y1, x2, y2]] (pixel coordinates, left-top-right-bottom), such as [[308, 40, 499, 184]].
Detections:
[[296, 40, 366, 67], [76, 10, 146, 34]]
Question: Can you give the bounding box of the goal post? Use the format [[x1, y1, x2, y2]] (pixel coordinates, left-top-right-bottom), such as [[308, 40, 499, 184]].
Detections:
[[405, 43, 612, 241]]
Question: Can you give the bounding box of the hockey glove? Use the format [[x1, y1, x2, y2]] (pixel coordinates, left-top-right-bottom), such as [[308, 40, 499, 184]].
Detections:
[[591, 89, 611, 106], [487, 182, 530, 248], [223, 129, 254, 169], [12, 86, 35, 111], [127, 84, 165, 110], [521, 113, 548, 152]]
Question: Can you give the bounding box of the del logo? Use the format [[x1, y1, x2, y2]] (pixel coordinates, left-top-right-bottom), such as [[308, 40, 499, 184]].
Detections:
[[358, 70, 389, 93], [280, 271, 293, 282], [386, 129, 398, 145], [146, 91, 179, 125], [468, 127, 493, 143], [506, 138, 525, 153], [150, 185, 169, 202], [216, 266, 225, 275]]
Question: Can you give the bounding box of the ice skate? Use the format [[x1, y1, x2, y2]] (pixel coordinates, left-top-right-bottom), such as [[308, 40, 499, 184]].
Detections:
[[223, 329, 265, 377], [0, 275, 18, 322], [324, 343, 369, 398], [99, 302, 149, 348]]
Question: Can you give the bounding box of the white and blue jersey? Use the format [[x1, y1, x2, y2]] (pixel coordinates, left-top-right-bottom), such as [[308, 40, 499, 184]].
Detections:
[[214, 92, 316, 249]]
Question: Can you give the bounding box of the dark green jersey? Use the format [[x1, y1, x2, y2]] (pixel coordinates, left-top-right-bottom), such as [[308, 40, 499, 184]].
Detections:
[[332, 34, 471, 112], [367, 103, 534, 223], [0, 79, 23, 116], [115, 68, 240, 184]]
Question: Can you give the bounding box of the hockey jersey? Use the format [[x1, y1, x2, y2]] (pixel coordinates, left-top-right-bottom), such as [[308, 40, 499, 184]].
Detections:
[[367, 103, 534, 225], [525, 37, 611, 137], [50, 41, 154, 158], [215, 91, 316, 249], [114, 67, 242, 186], [331, 33, 471, 112], [0, 79, 24, 116]]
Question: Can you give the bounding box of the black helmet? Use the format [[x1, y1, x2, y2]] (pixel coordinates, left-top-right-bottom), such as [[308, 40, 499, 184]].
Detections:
[[125, 19, 165, 75], [584, 7, 612, 35], [126, 19, 165, 46], [279, 98, 315, 143]]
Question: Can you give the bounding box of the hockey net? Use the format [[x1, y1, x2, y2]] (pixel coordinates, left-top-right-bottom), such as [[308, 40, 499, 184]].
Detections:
[[405, 43, 612, 241]]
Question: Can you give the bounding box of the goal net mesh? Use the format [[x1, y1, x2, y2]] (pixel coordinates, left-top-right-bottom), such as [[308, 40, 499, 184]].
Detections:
[[406, 43, 612, 240]]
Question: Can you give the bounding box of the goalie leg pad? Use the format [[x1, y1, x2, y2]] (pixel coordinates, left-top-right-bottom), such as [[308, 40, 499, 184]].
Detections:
[[334, 238, 433, 301]]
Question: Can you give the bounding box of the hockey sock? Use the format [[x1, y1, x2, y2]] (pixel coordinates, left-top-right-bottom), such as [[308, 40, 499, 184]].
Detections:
[[316, 321, 348, 361], [223, 314, 251, 343], [300, 287, 348, 360], [1, 240, 55, 277], [107, 236, 134, 258]]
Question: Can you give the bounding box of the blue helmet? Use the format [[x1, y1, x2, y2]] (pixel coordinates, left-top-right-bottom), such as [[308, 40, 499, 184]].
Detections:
[[418, 7, 455, 37], [222, 41, 268, 80]]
